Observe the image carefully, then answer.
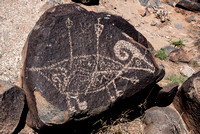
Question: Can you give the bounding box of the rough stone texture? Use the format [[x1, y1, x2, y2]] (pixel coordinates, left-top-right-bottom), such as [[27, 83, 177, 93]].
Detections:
[[18, 124, 37, 134], [180, 64, 195, 77], [22, 4, 164, 129], [0, 81, 25, 134], [162, 45, 178, 56], [185, 15, 196, 23], [143, 106, 189, 134], [169, 48, 192, 63], [174, 71, 200, 134], [155, 83, 178, 106], [176, 0, 200, 11]]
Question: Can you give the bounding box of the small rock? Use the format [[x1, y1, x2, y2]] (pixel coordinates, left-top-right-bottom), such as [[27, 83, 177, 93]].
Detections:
[[112, 5, 117, 10], [138, 0, 149, 6], [165, 36, 170, 39], [169, 48, 192, 63], [174, 24, 183, 29], [0, 81, 25, 134], [135, 24, 141, 27], [162, 45, 178, 56], [168, 2, 177, 7], [0, 72, 2, 75], [150, 33, 154, 38], [138, 9, 146, 17], [13, 75, 18, 79], [149, 0, 161, 7], [151, 20, 158, 26], [185, 15, 196, 23], [180, 64, 195, 77]]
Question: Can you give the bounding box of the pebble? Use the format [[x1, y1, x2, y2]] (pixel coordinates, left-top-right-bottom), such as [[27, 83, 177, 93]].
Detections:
[[168, 2, 176, 7], [138, 0, 149, 6], [151, 20, 158, 26], [169, 26, 173, 29], [112, 6, 117, 10], [138, 9, 146, 17], [174, 24, 183, 30], [150, 33, 155, 38], [0, 72, 2, 75], [13, 75, 18, 79], [185, 15, 196, 23], [135, 24, 141, 27]]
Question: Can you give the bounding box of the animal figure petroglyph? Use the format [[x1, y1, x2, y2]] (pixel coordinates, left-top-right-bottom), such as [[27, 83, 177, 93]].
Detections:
[[28, 17, 155, 112]]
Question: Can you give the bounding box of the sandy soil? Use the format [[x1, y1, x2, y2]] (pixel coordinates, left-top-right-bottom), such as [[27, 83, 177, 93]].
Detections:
[[0, 0, 199, 85]]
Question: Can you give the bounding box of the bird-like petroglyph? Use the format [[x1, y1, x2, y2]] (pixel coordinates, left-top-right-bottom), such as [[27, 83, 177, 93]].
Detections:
[[27, 17, 155, 112]]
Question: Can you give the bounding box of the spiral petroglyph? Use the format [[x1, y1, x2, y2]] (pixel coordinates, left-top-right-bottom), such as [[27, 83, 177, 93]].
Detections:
[[27, 17, 156, 114], [23, 4, 163, 127]]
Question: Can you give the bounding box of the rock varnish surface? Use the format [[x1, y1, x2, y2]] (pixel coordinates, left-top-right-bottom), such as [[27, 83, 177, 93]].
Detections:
[[22, 4, 164, 128], [174, 71, 200, 134], [0, 81, 25, 133]]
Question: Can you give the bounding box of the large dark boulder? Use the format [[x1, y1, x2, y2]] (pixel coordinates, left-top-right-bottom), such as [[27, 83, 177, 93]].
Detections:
[[174, 71, 200, 134], [0, 81, 25, 134], [22, 4, 164, 129]]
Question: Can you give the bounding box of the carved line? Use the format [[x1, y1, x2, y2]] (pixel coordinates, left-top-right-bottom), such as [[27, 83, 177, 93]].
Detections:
[[66, 18, 73, 69], [94, 18, 104, 70]]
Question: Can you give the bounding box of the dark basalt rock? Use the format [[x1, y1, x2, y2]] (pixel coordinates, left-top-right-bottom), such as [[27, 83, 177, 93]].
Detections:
[[0, 81, 25, 134], [72, 0, 99, 5], [176, 0, 200, 11], [155, 83, 179, 107], [143, 106, 189, 134], [22, 4, 164, 129], [174, 71, 200, 134]]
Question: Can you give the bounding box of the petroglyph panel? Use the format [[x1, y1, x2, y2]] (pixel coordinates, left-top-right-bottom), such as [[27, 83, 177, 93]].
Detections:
[[23, 4, 164, 126]]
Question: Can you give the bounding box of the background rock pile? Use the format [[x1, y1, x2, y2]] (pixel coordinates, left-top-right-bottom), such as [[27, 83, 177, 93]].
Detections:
[[0, 0, 199, 134]]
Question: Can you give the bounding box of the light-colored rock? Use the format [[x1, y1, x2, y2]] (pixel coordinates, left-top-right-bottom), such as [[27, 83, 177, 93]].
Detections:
[[180, 64, 195, 77], [151, 20, 158, 26]]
